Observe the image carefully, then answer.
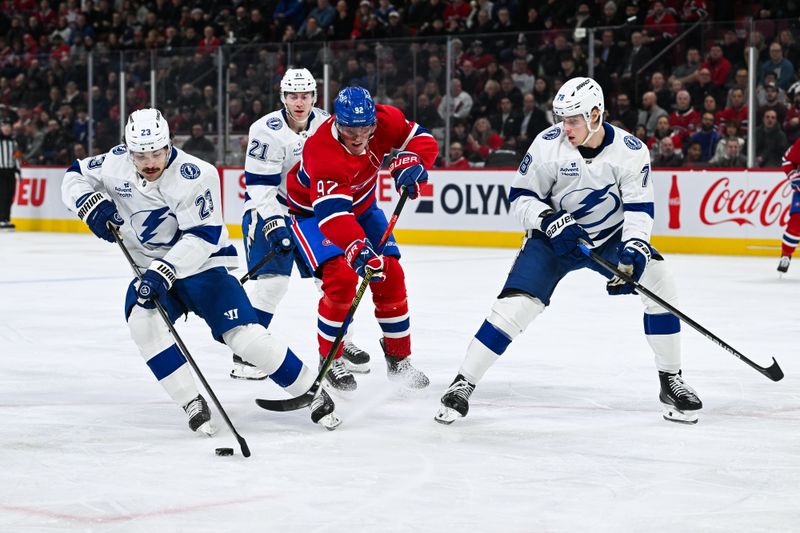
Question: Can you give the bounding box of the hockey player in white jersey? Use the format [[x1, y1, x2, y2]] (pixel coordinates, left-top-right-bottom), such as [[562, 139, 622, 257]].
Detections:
[[233, 67, 372, 386], [62, 108, 340, 434], [435, 77, 703, 426]]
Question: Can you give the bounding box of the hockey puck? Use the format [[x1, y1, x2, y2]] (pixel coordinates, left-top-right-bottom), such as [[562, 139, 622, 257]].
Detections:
[[215, 447, 234, 456]]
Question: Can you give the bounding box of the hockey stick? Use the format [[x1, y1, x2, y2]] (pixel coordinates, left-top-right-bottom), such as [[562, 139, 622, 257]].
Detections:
[[256, 188, 411, 411], [578, 240, 784, 382], [109, 224, 252, 457], [239, 250, 276, 284]]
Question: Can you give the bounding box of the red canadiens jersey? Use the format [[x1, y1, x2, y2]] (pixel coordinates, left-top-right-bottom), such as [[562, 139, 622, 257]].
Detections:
[[287, 104, 438, 250], [782, 137, 800, 175]]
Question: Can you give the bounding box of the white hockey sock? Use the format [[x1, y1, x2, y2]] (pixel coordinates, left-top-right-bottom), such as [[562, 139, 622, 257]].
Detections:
[[127, 306, 198, 407], [223, 324, 312, 393], [460, 294, 544, 383], [247, 275, 290, 315], [639, 260, 681, 373]]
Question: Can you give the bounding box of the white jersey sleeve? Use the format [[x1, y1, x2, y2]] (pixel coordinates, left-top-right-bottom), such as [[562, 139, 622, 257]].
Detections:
[[244, 108, 329, 220], [616, 143, 653, 243], [61, 152, 114, 213], [509, 130, 557, 231]]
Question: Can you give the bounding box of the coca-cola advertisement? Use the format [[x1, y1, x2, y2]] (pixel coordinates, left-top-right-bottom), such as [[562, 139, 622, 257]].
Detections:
[[652, 170, 789, 245]]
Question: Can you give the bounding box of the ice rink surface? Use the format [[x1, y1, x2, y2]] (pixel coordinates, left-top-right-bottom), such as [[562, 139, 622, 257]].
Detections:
[[1, 232, 799, 532]]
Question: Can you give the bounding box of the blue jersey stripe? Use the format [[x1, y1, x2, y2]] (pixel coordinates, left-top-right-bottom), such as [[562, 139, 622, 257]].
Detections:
[[297, 167, 311, 187], [623, 202, 655, 218], [245, 171, 282, 187], [314, 197, 353, 222], [67, 160, 82, 175], [509, 186, 547, 204], [209, 244, 238, 258], [184, 225, 222, 245]]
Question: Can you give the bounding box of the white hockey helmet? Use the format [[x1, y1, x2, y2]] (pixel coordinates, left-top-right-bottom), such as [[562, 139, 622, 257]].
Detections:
[[125, 108, 171, 153], [552, 77, 604, 123], [280, 68, 318, 106]]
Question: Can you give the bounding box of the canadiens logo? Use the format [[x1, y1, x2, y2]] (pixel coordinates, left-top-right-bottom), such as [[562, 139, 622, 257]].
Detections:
[[542, 127, 561, 140], [180, 163, 201, 180], [322, 238, 333, 246], [623, 135, 643, 150], [267, 117, 283, 130]]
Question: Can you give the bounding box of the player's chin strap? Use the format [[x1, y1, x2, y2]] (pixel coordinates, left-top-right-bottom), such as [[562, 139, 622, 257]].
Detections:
[[579, 117, 603, 146]]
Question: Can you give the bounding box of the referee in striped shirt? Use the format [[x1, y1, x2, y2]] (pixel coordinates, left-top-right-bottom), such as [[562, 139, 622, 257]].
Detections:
[[0, 118, 20, 231]]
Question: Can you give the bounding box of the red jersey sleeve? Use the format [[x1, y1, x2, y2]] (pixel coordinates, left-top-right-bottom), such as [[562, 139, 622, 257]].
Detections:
[[377, 104, 439, 168], [782, 138, 800, 175]]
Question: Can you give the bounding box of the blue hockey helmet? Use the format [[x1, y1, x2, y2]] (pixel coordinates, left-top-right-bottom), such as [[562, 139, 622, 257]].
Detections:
[[334, 87, 376, 128]]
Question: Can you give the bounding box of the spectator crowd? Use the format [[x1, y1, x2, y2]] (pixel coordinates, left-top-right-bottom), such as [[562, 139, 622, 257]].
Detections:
[[1, 0, 800, 168]]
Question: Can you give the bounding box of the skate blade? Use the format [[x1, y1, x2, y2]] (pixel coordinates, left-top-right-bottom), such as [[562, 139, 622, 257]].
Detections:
[[342, 360, 371, 374], [316, 412, 342, 431], [661, 404, 699, 425], [229, 364, 268, 381], [195, 420, 218, 437], [434, 406, 461, 425]]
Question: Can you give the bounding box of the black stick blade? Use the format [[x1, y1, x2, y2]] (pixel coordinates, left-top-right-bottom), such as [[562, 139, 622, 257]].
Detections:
[[237, 436, 251, 457], [255, 390, 315, 412], [762, 357, 784, 382]]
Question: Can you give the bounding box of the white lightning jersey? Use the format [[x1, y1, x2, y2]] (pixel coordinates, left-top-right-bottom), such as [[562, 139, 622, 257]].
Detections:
[[243, 107, 329, 220], [510, 122, 654, 247], [61, 145, 238, 277]]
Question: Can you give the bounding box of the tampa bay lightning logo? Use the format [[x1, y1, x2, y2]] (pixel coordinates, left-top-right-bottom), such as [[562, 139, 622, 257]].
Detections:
[[131, 207, 180, 247], [543, 127, 561, 140], [267, 117, 283, 130], [112, 145, 127, 155], [87, 155, 106, 169], [623, 135, 643, 150], [561, 183, 621, 229], [180, 162, 201, 180], [518, 153, 532, 175]]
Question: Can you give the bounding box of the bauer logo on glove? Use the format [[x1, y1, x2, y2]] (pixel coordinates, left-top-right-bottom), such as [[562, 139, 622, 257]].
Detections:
[[389, 151, 428, 200]]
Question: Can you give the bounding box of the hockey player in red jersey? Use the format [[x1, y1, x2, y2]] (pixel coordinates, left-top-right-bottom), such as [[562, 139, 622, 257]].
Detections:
[[287, 86, 437, 391], [778, 138, 800, 273]]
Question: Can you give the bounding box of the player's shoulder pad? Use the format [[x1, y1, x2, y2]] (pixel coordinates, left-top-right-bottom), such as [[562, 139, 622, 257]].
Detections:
[[173, 148, 215, 180], [251, 110, 287, 137], [83, 144, 126, 172], [614, 123, 644, 151], [539, 124, 563, 142]]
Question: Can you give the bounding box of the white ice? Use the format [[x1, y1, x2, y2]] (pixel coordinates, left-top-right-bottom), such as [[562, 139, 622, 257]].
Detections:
[[1, 232, 799, 533]]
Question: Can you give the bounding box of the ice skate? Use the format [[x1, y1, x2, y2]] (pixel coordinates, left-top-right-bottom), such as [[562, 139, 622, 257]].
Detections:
[[342, 340, 371, 373], [322, 357, 357, 392], [310, 388, 341, 430], [778, 256, 791, 274], [229, 354, 268, 380], [183, 394, 217, 436], [659, 370, 702, 424], [380, 340, 429, 390], [0, 221, 15, 232], [434, 374, 475, 425]]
